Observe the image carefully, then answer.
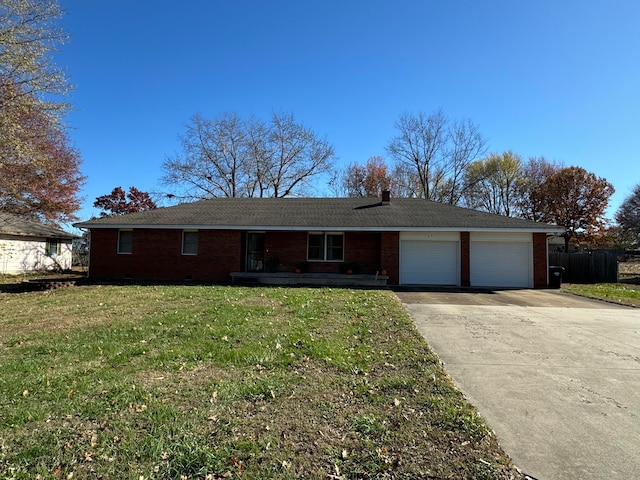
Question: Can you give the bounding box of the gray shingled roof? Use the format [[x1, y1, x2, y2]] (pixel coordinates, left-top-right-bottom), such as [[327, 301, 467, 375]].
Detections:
[[74, 198, 563, 233], [0, 212, 77, 239]]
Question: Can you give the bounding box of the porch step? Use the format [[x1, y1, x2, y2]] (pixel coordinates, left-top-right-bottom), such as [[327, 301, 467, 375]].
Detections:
[[230, 272, 388, 287]]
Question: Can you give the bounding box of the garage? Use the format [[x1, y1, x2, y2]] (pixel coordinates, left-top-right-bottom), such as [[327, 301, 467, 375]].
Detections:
[[400, 232, 459, 285], [470, 232, 533, 288]]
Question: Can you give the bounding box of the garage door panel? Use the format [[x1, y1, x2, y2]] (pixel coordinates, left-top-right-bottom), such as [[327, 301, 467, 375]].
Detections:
[[401, 240, 459, 285], [470, 241, 531, 288]]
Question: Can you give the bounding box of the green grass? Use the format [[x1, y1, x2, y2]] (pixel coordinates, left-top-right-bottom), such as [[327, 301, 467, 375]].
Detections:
[[0, 284, 522, 479], [563, 282, 640, 307]]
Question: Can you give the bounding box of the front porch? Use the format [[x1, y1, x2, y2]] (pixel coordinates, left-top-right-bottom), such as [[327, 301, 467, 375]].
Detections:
[[230, 271, 389, 287]]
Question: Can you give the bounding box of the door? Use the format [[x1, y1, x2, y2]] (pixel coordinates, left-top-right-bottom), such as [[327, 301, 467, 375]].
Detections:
[[400, 239, 459, 285], [246, 232, 265, 272], [470, 233, 532, 288]]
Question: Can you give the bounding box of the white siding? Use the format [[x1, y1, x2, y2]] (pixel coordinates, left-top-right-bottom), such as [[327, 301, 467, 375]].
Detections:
[[0, 235, 73, 274]]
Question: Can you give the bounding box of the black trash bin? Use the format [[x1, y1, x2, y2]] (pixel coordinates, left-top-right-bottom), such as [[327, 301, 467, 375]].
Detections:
[[549, 266, 564, 288]]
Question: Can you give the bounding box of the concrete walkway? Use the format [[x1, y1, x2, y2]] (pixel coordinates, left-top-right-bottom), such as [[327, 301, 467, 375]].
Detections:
[[396, 289, 640, 480]]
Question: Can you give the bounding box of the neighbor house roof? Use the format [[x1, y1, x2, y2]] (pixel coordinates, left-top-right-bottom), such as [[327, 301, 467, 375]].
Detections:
[[0, 212, 77, 239], [74, 198, 564, 233]]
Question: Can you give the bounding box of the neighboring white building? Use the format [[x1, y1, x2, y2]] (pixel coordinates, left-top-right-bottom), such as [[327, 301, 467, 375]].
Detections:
[[0, 212, 77, 275]]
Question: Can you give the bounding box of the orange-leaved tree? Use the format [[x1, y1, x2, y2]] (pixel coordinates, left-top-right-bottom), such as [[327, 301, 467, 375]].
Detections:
[[530, 166, 614, 251], [339, 156, 395, 198]]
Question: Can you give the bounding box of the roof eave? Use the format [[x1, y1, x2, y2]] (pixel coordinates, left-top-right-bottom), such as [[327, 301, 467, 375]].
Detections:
[[75, 223, 565, 234]]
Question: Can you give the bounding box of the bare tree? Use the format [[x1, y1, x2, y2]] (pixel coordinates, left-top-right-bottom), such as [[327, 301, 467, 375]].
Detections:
[[615, 183, 640, 246], [518, 157, 564, 221], [263, 113, 335, 198], [391, 162, 421, 198], [441, 119, 487, 204], [162, 112, 334, 199], [162, 113, 250, 199], [386, 110, 486, 204]]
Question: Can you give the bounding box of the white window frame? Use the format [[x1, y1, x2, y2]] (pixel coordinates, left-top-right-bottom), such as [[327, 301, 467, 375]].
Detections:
[[182, 230, 198, 256], [117, 229, 133, 254], [45, 239, 61, 256], [307, 232, 344, 262]]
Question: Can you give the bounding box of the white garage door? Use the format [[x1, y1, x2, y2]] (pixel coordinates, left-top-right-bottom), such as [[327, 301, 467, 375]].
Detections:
[[400, 240, 459, 285], [470, 240, 532, 288]]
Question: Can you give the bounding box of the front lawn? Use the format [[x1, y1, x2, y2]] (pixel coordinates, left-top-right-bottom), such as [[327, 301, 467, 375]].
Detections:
[[562, 282, 640, 307], [0, 284, 523, 479]]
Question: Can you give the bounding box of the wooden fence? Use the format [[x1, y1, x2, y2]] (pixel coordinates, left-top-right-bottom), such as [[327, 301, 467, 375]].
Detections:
[[548, 252, 619, 284]]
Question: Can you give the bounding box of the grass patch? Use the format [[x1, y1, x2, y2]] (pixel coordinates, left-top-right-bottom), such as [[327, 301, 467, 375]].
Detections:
[[562, 282, 640, 307], [0, 284, 523, 479]]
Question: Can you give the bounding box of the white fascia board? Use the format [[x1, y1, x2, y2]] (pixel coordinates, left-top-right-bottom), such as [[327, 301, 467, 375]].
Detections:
[[81, 224, 565, 234]]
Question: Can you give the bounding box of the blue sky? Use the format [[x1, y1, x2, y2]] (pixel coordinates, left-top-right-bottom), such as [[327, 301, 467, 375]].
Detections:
[[56, 0, 640, 225]]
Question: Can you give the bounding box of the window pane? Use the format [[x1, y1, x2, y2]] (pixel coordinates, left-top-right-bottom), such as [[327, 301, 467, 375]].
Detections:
[[118, 231, 133, 254], [326, 234, 344, 261], [46, 239, 60, 256], [307, 233, 324, 261], [182, 231, 198, 255]]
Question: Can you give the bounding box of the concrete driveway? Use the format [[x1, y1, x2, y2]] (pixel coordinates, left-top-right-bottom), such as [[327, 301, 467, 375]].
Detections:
[[396, 289, 640, 480]]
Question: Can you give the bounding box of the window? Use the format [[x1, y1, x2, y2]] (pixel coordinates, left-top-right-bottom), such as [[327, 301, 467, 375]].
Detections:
[[118, 230, 133, 254], [307, 232, 344, 262], [46, 239, 61, 256], [326, 233, 344, 261], [182, 230, 198, 255]]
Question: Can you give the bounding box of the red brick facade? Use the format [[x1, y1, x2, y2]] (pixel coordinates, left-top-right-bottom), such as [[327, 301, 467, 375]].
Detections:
[[380, 232, 399, 285], [532, 232, 549, 288], [89, 229, 242, 282], [89, 229, 389, 282], [88, 228, 549, 288], [460, 232, 471, 287]]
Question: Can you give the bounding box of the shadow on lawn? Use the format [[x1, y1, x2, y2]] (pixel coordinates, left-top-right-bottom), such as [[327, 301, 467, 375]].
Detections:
[[0, 272, 87, 293]]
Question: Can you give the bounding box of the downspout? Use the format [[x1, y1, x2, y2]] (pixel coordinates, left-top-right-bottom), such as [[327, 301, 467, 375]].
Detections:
[[546, 234, 552, 288], [80, 227, 90, 279]]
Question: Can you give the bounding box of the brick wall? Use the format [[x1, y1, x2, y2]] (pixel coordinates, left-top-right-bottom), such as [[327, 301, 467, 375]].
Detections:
[[344, 232, 381, 274], [264, 231, 307, 272], [264, 231, 382, 274], [533, 232, 548, 288], [460, 231, 470, 287], [89, 229, 242, 281], [380, 232, 399, 285], [89, 229, 388, 281]]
